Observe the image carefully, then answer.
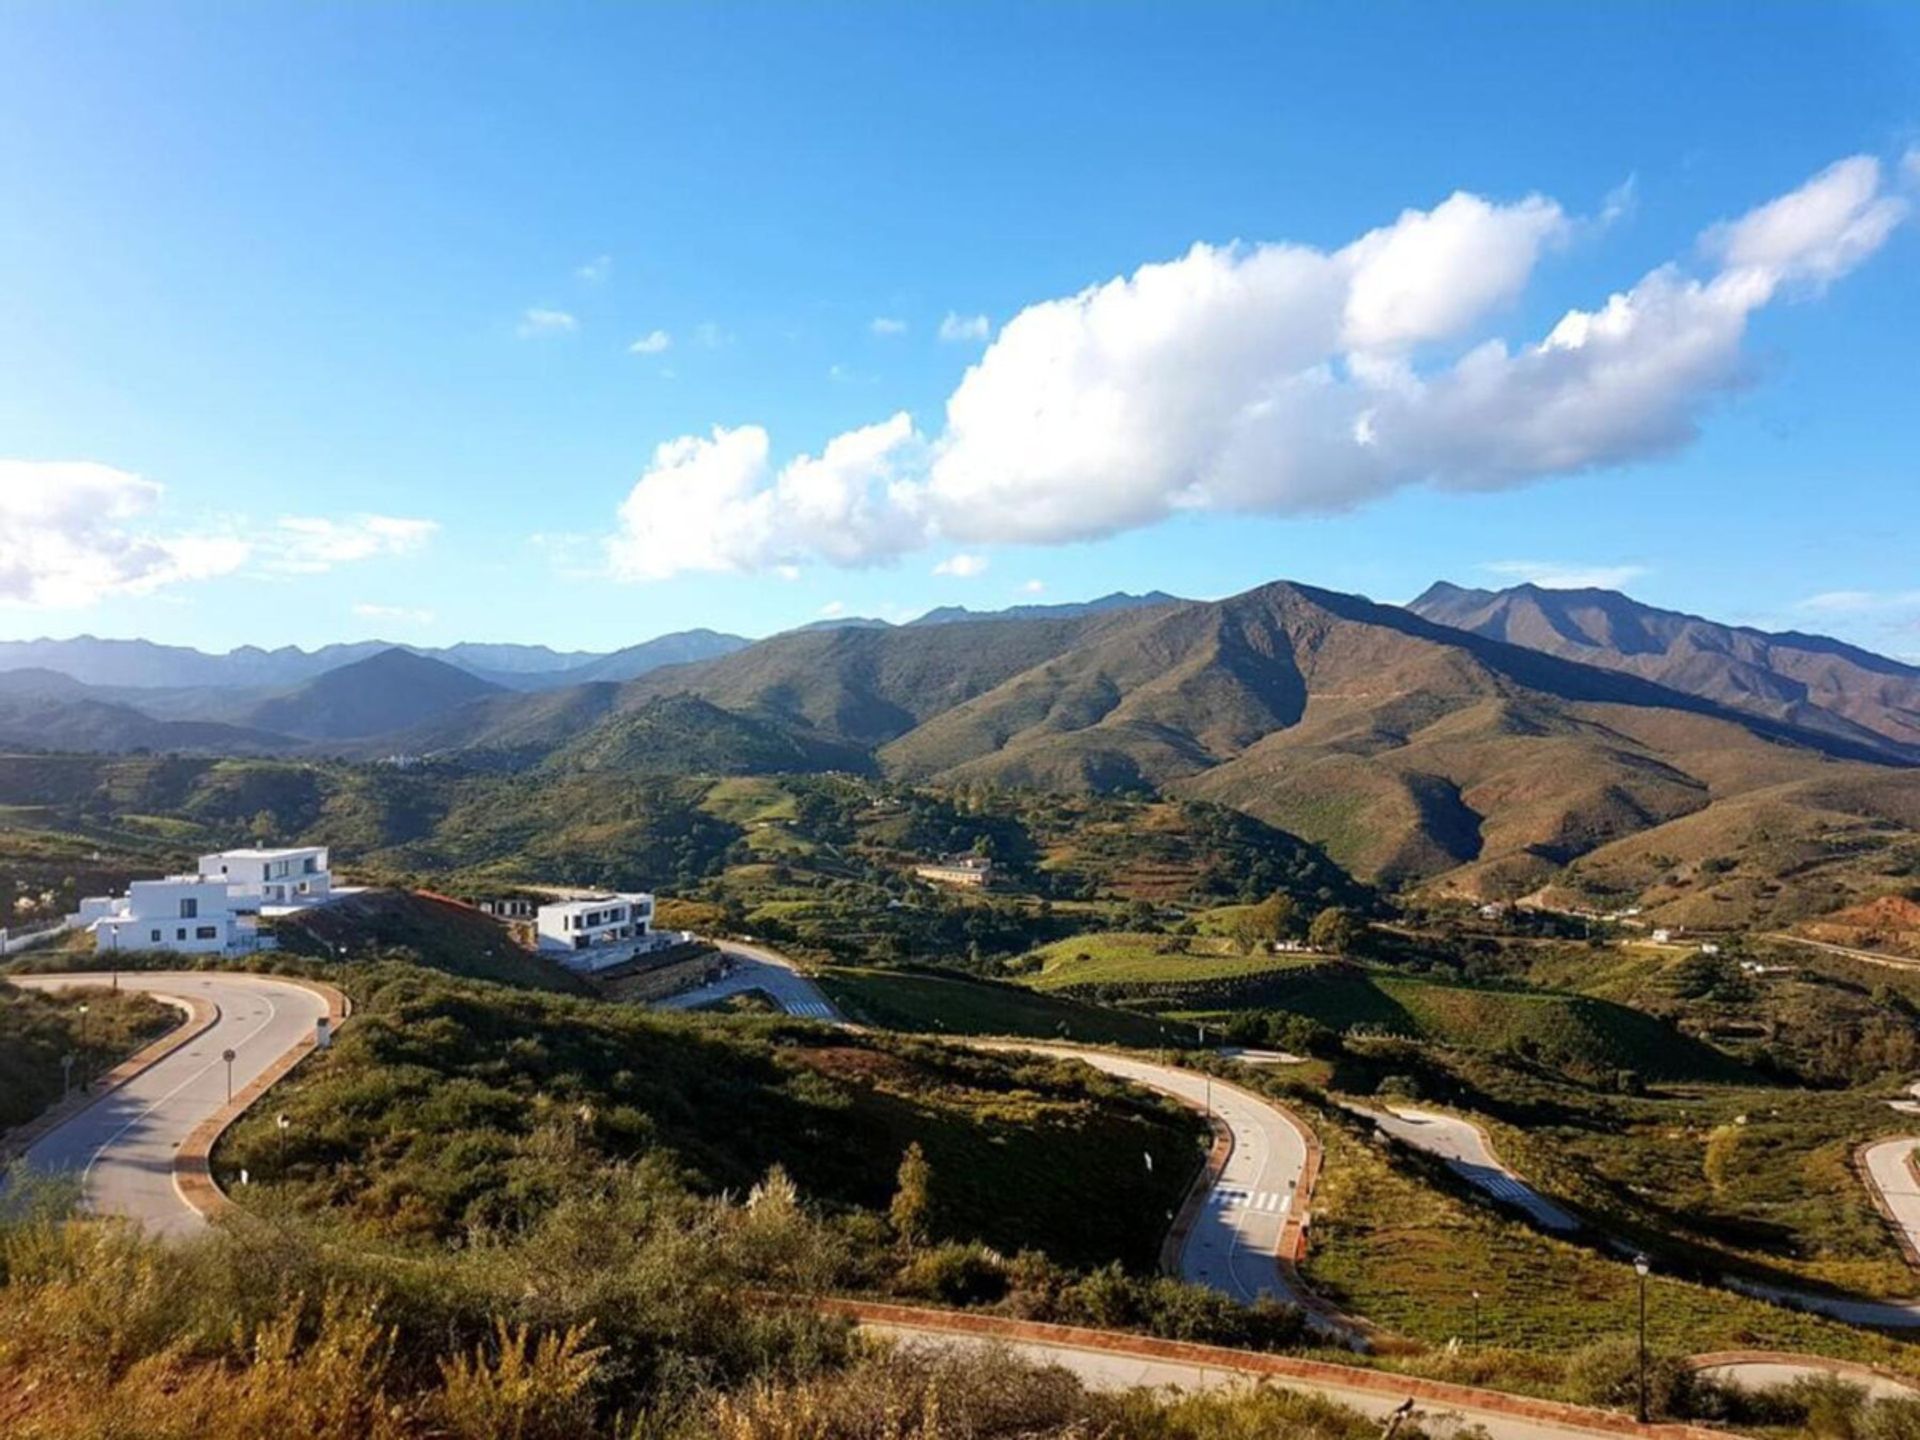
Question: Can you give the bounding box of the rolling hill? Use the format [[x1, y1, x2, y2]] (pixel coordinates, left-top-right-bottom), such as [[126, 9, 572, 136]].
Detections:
[[245, 648, 505, 741], [0, 669, 297, 755], [1409, 581, 1920, 762]]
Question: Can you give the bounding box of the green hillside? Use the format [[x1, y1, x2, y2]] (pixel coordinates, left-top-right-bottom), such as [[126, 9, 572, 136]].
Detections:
[[218, 964, 1202, 1272]]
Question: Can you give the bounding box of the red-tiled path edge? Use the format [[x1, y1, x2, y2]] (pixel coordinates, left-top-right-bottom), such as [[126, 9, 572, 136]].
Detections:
[[819, 1296, 1732, 1439], [173, 977, 351, 1219], [0, 991, 220, 1166]]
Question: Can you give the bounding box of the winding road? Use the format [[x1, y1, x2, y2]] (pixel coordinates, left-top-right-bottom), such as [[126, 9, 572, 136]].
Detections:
[[980, 1043, 1318, 1312], [1353, 1103, 1579, 1233], [654, 940, 844, 1020], [1354, 1094, 1920, 1330], [651, 943, 1322, 1317], [6, 972, 330, 1237]]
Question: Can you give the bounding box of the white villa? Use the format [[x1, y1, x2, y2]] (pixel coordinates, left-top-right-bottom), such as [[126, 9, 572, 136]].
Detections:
[[198, 846, 331, 908], [68, 846, 336, 956], [534, 892, 662, 973], [77, 875, 259, 955]]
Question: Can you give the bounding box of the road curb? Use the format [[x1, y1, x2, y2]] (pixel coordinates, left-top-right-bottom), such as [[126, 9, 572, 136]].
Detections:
[[0, 988, 220, 1167], [1686, 1348, 1920, 1395], [1160, 1108, 1233, 1275], [1853, 1135, 1920, 1271], [172, 977, 351, 1220], [820, 1296, 1730, 1437]]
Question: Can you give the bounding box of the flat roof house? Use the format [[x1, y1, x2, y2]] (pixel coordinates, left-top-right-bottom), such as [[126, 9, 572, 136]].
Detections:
[[198, 846, 331, 908], [914, 855, 994, 888], [80, 875, 257, 955], [535, 892, 657, 971]]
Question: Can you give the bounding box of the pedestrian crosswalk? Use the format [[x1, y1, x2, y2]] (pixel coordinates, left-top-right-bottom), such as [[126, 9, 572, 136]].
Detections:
[[1469, 1171, 1535, 1205], [783, 998, 836, 1019], [1211, 1186, 1291, 1214]]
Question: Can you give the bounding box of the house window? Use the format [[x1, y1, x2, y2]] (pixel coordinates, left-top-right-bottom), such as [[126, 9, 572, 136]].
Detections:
[[150, 929, 161, 943], [180, 898, 198, 919], [176, 928, 187, 941], [196, 926, 218, 940]]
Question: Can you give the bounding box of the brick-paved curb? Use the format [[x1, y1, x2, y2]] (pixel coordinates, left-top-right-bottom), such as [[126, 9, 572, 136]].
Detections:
[[0, 989, 219, 1166], [818, 1296, 1734, 1438], [1852, 1136, 1920, 1271], [173, 977, 351, 1220], [1686, 1348, 1920, 1395]]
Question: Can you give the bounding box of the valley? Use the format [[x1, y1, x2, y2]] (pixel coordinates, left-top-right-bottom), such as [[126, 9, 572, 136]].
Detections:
[[9, 577, 1920, 1437]]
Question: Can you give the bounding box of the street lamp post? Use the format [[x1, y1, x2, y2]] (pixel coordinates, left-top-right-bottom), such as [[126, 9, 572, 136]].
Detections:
[[277, 1112, 290, 1172], [76, 1003, 89, 1087], [1471, 1289, 1481, 1348], [1633, 1254, 1651, 1423], [61, 1052, 76, 1101]]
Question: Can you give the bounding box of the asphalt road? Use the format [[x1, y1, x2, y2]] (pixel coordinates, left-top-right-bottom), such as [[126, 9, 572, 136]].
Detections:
[[9, 971, 329, 1238], [653, 945, 1313, 1312], [653, 940, 844, 1021], [1359, 1097, 1920, 1329], [863, 1321, 1669, 1440], [1358, 1103, 1580, 1233]]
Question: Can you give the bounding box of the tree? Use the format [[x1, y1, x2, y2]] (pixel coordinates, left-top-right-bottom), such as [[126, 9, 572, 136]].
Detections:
[[250, 809, 279, 845], [1308, 906, 1360, 955], [890, 1142, 934, 1247], [1231, 892, 1298, 952]]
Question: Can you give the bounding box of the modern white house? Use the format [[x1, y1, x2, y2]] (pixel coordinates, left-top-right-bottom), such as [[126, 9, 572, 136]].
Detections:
[[534, 892, 664, 972], [67, 845, 335, 955], [198, 846, 332, 908], [81, 875, 261, 955]]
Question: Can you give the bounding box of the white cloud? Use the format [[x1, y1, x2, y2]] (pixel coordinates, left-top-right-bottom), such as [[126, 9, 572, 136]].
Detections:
[[818, 600, 847, 618], [1906, 146, 1920, 187], [575, 255, 613, 283], [0, 460, 249, 607], [870, 316, 908, 337], [352, 602, 436, 626], [517, 307, 578, 338], [938, 312, 989, 343], [1600, 175, 1639, 228], [1482, 560, 1648, 591], [932, 552, 989, 578], [607, 416, 928, 581], [628, 329, 672, 355], [1796, 589, 1920, 615], [1020, 579, 1046, 595], [602, 154, 1909, 578], [269, 515, 439, 575], [1702, 155, 1907, 288]]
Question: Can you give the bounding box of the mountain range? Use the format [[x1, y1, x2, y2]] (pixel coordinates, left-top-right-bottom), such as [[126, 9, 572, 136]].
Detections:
[[5, 579, 1919, 917]]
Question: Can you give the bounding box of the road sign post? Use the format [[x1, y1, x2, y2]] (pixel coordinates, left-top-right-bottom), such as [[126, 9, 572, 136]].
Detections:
[[223, 1048, 236, 1102]]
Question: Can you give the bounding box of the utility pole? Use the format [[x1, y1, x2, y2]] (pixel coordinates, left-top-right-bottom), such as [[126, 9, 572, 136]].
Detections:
[[1634, 1254, 1651, 1423]]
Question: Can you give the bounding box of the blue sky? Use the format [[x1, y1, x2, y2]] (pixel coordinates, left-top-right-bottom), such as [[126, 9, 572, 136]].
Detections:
[[2, 2, 1917, 656]]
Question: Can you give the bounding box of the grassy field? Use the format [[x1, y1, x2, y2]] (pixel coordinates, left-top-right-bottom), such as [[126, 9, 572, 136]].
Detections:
[[818, 964, 1192, 1047], [1278, 1080, 1920, 1372], [1018, 930, 1313, 991]]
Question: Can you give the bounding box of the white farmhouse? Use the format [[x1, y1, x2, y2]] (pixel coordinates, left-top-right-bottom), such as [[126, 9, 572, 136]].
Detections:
[[198, 846, 331, 908], [83, 875, 259, 955], [534, 892, 657, 972]]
